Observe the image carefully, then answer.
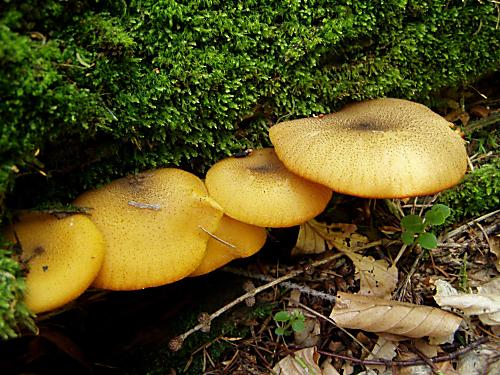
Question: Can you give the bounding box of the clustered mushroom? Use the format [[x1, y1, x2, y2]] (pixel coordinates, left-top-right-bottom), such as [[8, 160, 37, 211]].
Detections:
[[4, 98, 468, 313]]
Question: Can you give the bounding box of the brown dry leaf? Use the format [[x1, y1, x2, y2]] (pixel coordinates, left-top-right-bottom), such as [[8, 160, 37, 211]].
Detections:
[[292, 220, 367, 256], [365, 336, 398, 374], [434, 278, 500, 326], [321, 359, 341, 375], [272, 347, 322, 374], [294, 316, 321, 347], [413, 339, 439, 358], [344, 253, 398, 299], [457, 344, 500, 375], [470, 105, 491, 118], [330, 292, 462, 344]]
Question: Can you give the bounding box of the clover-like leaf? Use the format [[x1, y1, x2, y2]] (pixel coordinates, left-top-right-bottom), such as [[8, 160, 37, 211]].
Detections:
[[274, 311, 291, 322], [275, 326, 287, 336], [401, 215, 425, 232], [401, 231, 415, 245], [425, 204, 451, 225], [417, 232, 438, 249], [291, 319, 305, 333]]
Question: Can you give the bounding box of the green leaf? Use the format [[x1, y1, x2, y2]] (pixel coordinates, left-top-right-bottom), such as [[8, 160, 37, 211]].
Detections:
[[274, 311, 291, 322], [401, 215, 425, 232], [417, 232, 438, 249], [401, 231, 415, 245], [275, 326, 287, 336], [291, 319, 305, 333], [425, 204, 451, 225]]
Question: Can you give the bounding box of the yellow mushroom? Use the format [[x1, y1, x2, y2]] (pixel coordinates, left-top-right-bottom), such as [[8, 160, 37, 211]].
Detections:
[[4, 213, 105, 314], [190, 215, 267, 277], [205, 148, 333, 227], [269, 98, 468, 198], [74, 168, 223, 290]]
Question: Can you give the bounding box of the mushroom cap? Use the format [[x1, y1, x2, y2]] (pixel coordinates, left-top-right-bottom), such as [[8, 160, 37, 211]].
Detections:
[[74, 168, 223, 290], [269, 98, 468, 198], [190, 215, 267, 277], [4, 213, 105, 314], [205, 148, 333, 227]]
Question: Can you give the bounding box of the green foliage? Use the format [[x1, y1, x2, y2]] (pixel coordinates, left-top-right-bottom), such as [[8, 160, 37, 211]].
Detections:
[[1, 0, 500, 208], [438, 159, 500, 224], [400, 204, 451, 249], [0, 237, 35, 339], [273, 309, 306, 336]]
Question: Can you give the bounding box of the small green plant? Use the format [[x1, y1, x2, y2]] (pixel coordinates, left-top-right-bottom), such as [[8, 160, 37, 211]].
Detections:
[[273, 309, 306, 336], [400, 204, 451, 249]]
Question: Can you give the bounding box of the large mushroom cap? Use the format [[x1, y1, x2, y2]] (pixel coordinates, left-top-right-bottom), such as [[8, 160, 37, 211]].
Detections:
[[269, 98, 468, 198], [4, 213, 105, 313], [205, 148, 333, 227], [74, 168, 223, 290], [190, 215, 267, 277]]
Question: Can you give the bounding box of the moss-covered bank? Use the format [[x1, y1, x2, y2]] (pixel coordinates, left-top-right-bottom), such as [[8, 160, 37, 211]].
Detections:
[[1, 0, 499, 338]]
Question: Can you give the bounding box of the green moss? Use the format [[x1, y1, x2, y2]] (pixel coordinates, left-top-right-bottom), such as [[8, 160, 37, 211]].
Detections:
[[1, 0, 499, 338], [0, 237, 36, 340], [438, 159, 500, 225]]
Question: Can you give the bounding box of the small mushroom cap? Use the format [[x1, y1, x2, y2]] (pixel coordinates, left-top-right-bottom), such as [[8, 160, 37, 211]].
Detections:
[[4, 213, 105, 314], [270, 98, 468, 198], [74, 168, 223, 290], [190, 215, 267, 277], [205, 148, 333, 227]]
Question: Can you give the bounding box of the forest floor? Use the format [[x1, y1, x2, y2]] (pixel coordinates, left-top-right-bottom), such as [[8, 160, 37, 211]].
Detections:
[[0, 81, 499, 375]]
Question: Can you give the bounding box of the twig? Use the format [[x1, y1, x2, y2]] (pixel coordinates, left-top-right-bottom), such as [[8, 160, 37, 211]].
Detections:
[[224, 267, 336, 302], [199, 226, 237, 249], [394, 248, 425, 300], [476, 222, 493, 254], [463, 112, 500, 134], [293, 302, 373, 357], [168, 253, 343, 351], [443, 210, 500, 240], [317, 337, 488, 367]]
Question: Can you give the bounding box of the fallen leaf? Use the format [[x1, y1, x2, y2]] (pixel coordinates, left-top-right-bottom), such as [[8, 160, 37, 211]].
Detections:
[[413, 339, 439, 358], [294, 316, 321, 347], [456, 343, 499, 375], [292, 220, 367, 256], [330, 292, 462, 344], [470, 105, 491, 118], [321, 359, 340, 375], [365, 336, 398, 374], [272, 347, 322, 374], [434, 278, 500, 326], [344, 253, 398, 299]]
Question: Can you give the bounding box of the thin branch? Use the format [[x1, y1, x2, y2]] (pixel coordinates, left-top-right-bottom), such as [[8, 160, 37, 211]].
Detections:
[[443, 210, 500, 240], [199, 226, 236, 249], [317, 337, 488, 367], [224, 267, 336, 302], [169, 253, 344, 351]]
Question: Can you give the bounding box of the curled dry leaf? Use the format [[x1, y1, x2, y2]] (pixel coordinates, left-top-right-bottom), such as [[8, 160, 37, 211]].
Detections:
[[434, 278, 500, 326], [292, 220, 367, 256], [344, 253, 398, 299], [272, 347, 322, 375], [330, 292, 462, 344]]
